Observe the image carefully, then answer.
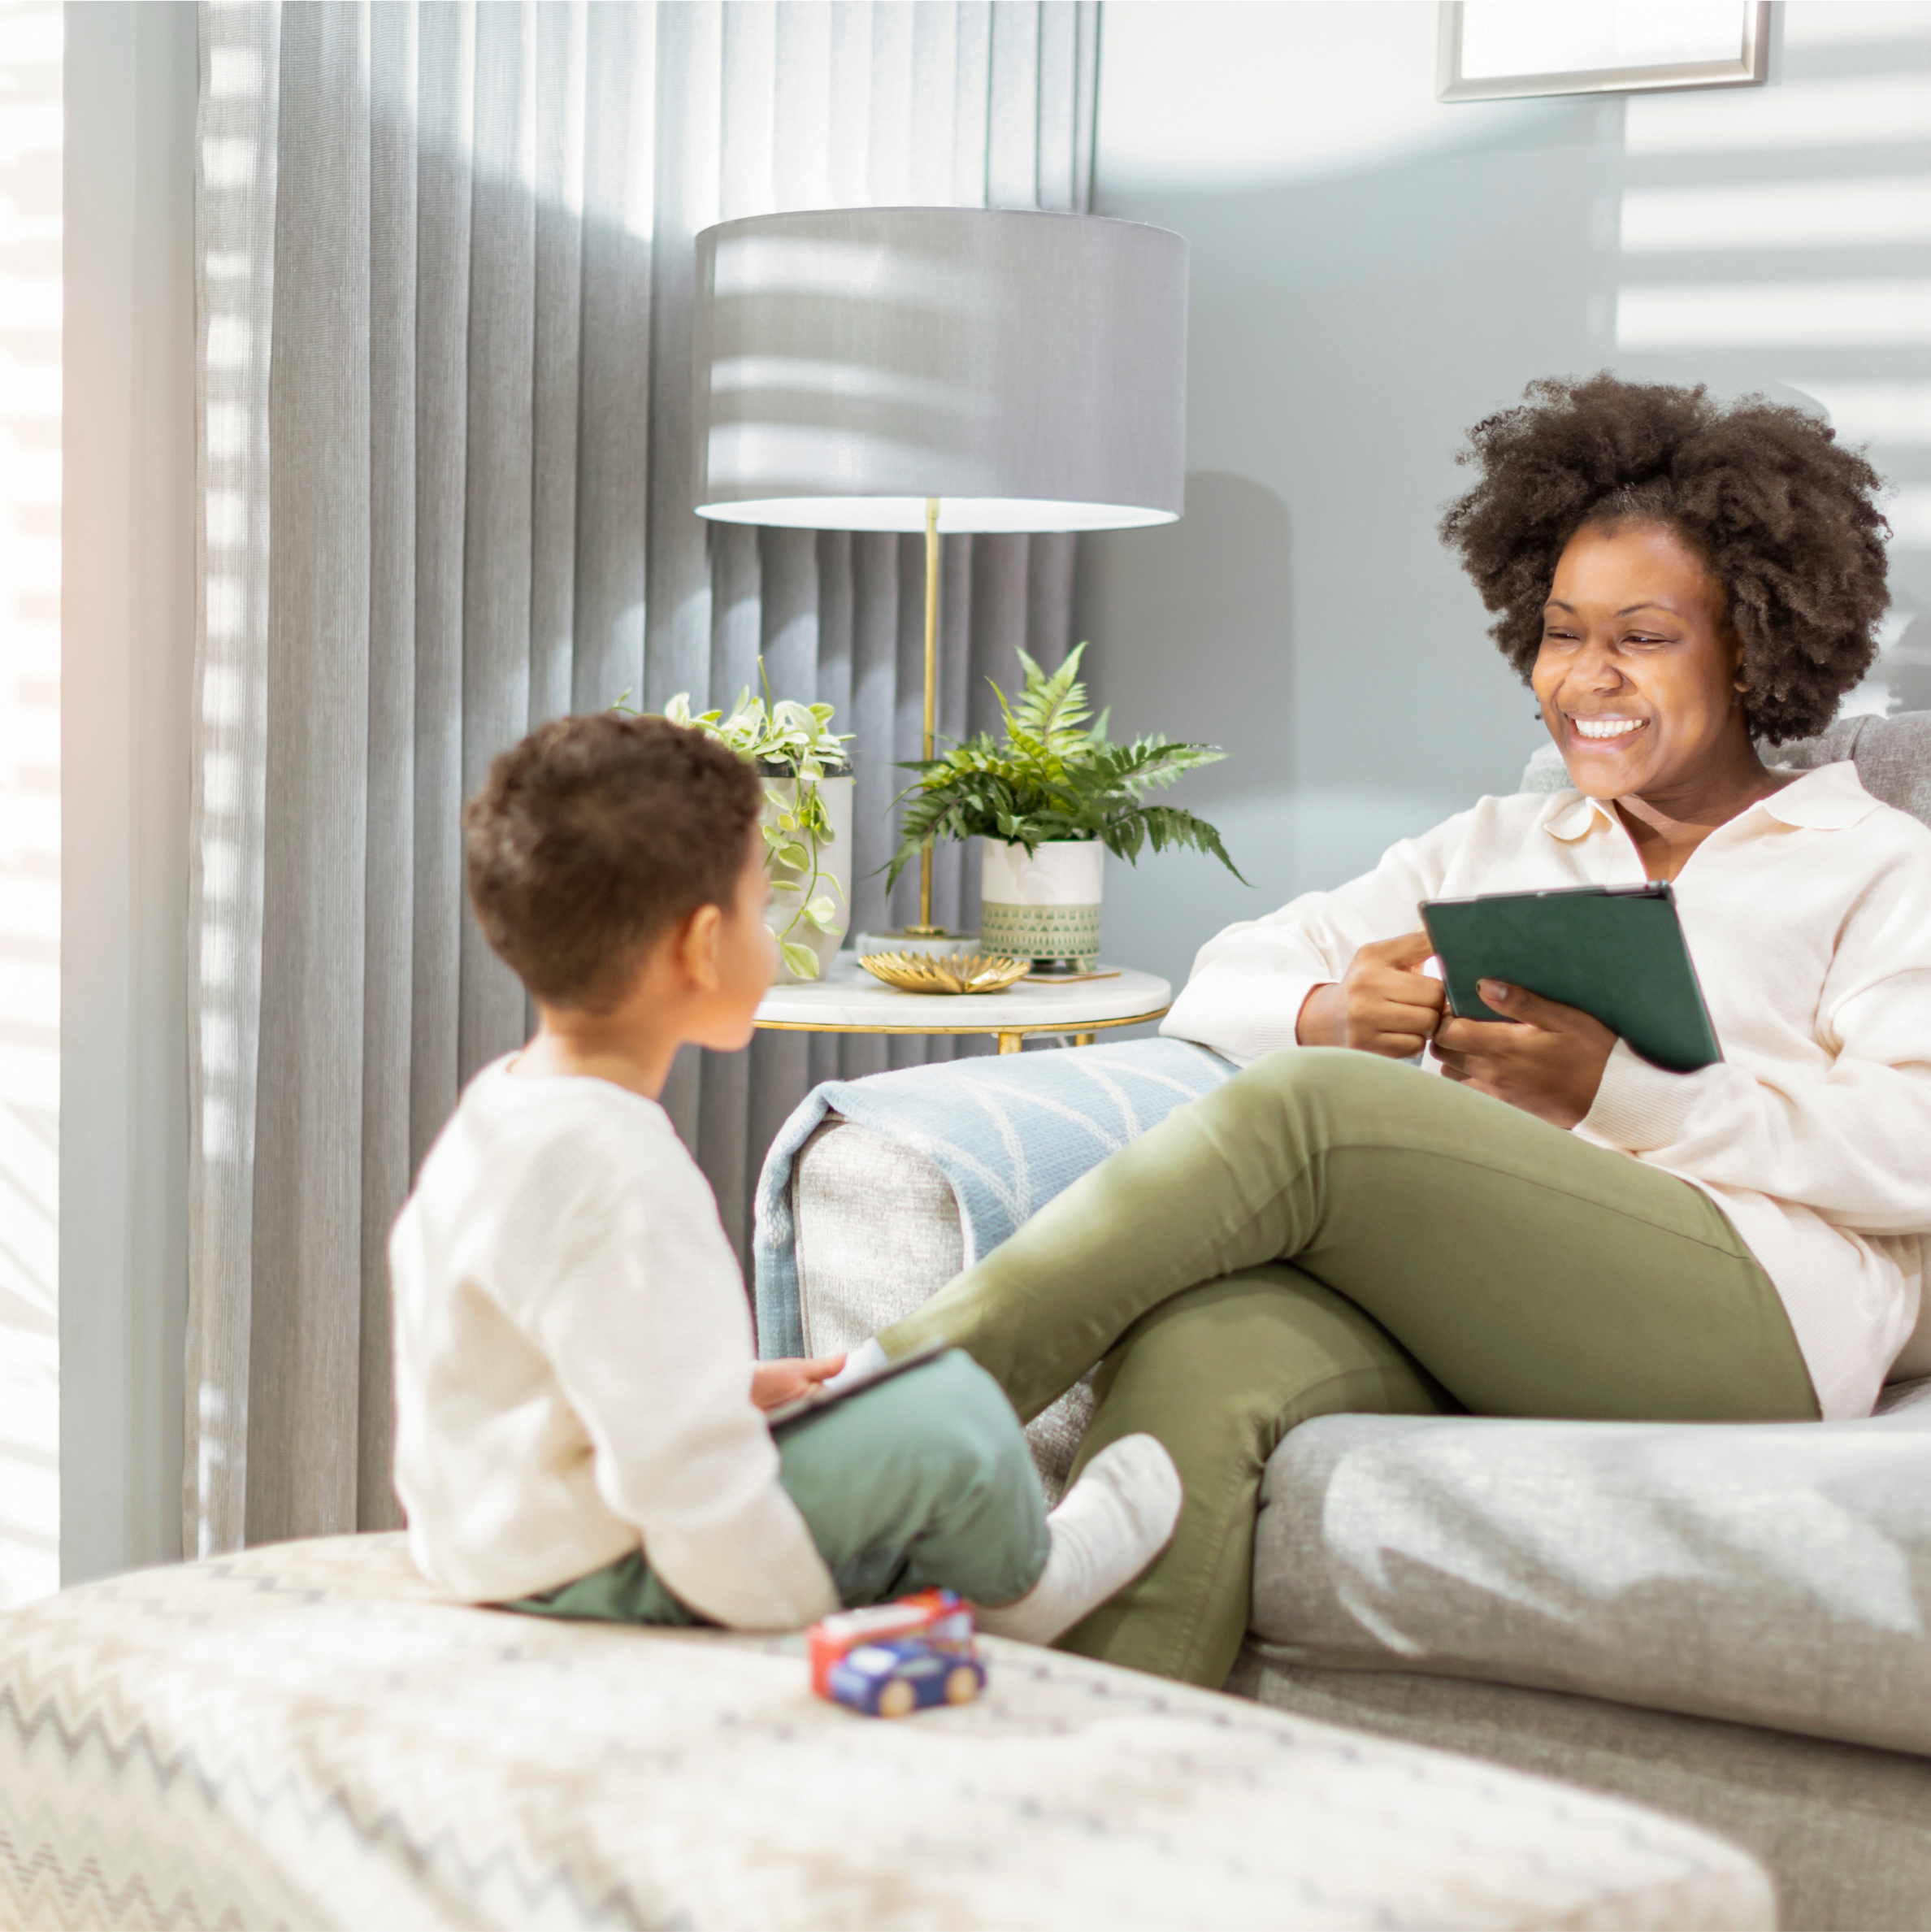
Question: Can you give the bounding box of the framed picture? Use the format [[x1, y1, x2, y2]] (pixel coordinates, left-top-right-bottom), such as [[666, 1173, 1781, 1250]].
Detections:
[[1438, 1, 1769, 103]]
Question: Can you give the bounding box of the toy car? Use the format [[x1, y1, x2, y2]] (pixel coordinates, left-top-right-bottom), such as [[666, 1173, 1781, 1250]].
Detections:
[[827, 1638, 987, 1718], [808, 1589, 976, 1696]]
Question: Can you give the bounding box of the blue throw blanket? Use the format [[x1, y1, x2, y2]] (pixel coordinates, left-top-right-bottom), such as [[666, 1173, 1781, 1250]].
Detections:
[[753, 1038, 1235, 1357]]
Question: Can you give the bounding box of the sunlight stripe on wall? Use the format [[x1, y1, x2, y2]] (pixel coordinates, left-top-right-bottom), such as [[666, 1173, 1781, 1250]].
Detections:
[[1621, 176, 1931, 254], [1785, 380, 1931, 445], [1616, 279, 1931, 349]]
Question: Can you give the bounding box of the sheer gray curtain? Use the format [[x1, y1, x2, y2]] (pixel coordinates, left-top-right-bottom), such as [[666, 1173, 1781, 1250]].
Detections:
[[184, 0, 1100, 1559]]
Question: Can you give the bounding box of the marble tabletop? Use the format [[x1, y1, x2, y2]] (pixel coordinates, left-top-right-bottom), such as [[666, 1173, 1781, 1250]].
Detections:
[[755, 950, 1172, 1037]]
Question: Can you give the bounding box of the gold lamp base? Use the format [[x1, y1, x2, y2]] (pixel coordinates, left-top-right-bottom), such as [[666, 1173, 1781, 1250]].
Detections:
[[858, 951, 1030, 996], [853, 926, 980, 958]]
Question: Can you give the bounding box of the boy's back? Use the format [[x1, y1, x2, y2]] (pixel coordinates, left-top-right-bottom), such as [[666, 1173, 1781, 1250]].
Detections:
[[389, 709, 1176, 1650], [390, 1056, 836, 1624]]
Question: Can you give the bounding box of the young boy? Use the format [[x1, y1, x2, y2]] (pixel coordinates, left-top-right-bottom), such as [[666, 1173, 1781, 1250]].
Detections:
[[389, 712, 1180, 1640]]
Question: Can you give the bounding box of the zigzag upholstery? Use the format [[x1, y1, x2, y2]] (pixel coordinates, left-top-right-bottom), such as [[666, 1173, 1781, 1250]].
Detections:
[[0, 1535, 1773, 1930]]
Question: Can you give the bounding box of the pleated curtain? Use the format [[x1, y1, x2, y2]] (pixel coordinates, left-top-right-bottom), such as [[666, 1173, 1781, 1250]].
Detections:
[[184, 0, 1100, 1560]]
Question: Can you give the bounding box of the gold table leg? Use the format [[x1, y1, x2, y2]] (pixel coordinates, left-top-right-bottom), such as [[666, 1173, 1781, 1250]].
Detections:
[[997, 1032, 1022, 1055], [1073, 1031, 1096, 1048]]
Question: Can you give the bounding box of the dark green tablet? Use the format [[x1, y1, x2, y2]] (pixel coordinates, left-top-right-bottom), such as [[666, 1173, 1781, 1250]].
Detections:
[[1419, 882, 1722, 1074]]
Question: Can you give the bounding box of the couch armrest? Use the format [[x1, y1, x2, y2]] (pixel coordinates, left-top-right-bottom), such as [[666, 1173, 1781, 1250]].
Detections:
[[792, 1115, 1093, 1504]]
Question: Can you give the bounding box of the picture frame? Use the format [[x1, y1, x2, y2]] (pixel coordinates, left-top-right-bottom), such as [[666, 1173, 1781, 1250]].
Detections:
[[1437, 1, 1769, 104]]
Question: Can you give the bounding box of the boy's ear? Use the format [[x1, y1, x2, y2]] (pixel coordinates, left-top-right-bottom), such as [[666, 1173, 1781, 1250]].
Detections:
[[672, 901, 725, 992]]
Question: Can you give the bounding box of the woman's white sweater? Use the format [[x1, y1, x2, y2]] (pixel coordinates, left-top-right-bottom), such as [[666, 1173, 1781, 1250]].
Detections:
[[1160, 762, 1931, 1420]]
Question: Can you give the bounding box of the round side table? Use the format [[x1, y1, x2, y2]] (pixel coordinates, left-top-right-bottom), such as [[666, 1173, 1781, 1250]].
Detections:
[[754, 951, 1172, 1055]]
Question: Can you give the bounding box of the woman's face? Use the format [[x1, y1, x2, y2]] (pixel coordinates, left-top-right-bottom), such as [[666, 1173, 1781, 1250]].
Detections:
[[1533, 519, 1746, 801]]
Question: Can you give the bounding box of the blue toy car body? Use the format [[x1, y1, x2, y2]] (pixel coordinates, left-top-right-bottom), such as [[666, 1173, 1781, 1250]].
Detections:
[[826, 1638, 986, 1718]]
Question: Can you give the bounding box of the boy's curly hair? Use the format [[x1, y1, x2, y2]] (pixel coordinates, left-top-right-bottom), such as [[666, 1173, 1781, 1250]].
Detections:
[[464, 712, 762, 1012], [1438, 374, 1890, 743]]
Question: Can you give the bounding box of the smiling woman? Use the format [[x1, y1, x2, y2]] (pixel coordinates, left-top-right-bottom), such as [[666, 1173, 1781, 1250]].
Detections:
[[1437, 376, 1889, 881], [1533, 519, 1786, 884], [1443, 375, 1890, 745], [851, 375, 1931, 1690]]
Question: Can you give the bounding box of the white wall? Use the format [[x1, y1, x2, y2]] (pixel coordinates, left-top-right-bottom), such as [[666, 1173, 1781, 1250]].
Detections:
[[1082, 1, 1931, 996], [59, 0, 196, 1585]]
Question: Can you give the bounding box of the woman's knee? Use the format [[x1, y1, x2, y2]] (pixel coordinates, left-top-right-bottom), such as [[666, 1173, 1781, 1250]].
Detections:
[[1243, 1043, 1417, 1104], [1218, 1045, 1425, 1146]]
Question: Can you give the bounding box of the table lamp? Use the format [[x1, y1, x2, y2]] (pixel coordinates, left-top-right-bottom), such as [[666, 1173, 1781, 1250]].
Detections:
[[692, 206, 1188, 952]]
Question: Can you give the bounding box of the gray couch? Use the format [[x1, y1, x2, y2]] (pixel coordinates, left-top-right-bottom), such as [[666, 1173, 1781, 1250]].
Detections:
[[783, 711, 1931, 1932]]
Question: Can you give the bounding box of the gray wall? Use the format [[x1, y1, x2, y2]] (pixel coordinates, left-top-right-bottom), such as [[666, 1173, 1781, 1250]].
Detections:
[[1080, 1, 1931, 996], [61, 1, 197, 1583]]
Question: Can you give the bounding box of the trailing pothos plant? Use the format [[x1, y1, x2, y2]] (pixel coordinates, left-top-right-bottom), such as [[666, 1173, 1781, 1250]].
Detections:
[[885, 642, 1247, 889], [613, 671, 853, 979]]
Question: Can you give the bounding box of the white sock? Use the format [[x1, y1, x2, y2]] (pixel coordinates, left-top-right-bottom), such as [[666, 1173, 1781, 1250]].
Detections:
[[974, 1434, 1182, 1646], [820, 1335, 888, 1391]]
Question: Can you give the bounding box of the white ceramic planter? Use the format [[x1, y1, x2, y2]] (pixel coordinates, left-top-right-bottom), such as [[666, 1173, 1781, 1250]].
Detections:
[[762, 771, 853, 979], [978, 836, 1104, 969]]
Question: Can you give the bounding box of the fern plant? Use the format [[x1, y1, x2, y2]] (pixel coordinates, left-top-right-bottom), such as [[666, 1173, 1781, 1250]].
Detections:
[[886, 643, 1247, 889]]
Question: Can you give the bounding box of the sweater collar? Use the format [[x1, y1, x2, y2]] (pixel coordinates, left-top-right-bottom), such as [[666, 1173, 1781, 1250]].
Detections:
[[1759, 759, 1882, 829], [1539, 791, 1613, 843], [1539, 759, 1879, 844]]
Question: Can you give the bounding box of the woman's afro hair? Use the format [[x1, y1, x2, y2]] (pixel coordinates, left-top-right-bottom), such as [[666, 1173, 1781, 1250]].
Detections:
[[1438, 374, 1890, 744]]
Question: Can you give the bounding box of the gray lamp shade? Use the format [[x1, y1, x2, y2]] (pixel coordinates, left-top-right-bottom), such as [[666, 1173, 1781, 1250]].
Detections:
[[692, 206, 1187, 533]]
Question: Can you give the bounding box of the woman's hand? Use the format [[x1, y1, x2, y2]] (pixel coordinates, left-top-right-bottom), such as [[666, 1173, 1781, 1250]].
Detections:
[[1430, 980, 1616, 1128], [1296, 931, 1446, 1057], [750, 1353, 846, 1411]]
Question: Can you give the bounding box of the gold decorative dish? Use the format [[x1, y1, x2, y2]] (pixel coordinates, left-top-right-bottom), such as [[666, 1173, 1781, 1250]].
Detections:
[[858, 950, 1031, 995]]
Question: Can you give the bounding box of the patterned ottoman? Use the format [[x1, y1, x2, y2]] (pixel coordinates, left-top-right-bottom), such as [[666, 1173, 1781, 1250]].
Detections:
[[0, 1535, 1773, 1931]]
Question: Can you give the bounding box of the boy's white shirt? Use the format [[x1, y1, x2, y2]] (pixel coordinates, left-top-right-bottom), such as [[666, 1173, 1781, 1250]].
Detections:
[[389, 1060, 839, 1622], [1160, 762, 1931, 1422]]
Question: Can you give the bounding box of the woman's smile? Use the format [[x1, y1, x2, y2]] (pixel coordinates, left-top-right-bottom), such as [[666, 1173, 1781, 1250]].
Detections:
[[1567, 714, 1649, 746]]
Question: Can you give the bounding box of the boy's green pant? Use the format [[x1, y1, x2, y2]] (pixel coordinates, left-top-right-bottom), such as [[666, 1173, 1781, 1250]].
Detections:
[[879, 1048, 1820, 1688], [510, 1351, 1048, 1626]]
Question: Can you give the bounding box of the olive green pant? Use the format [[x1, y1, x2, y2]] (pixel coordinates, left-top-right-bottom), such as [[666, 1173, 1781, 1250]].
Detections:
[[510, 1352, 1049, 1626], [879, 1048, 1819, 1687]]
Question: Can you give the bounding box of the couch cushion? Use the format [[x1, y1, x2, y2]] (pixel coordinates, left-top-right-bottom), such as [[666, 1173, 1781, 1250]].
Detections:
[[1519, 710, 1931, 827], [1226, 1649, 1931, 1932], [1251, 1378, 1931, 1756]]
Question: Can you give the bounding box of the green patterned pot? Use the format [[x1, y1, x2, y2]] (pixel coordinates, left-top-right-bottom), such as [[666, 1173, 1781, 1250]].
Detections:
[[978, 837, 1104, 970]]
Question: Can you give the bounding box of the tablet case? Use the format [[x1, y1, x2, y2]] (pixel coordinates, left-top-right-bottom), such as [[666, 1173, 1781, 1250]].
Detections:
[[1420, 882, 1722, 1073], [764, 1337, 950, 1431]]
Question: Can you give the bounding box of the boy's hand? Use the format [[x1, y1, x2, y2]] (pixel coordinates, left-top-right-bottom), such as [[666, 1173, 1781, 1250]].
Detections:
[[751, 1354, 847, 1411]]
